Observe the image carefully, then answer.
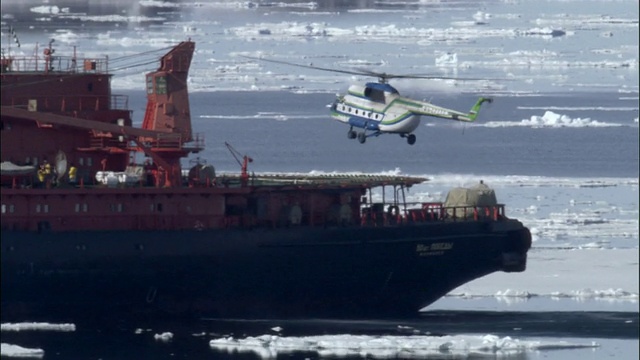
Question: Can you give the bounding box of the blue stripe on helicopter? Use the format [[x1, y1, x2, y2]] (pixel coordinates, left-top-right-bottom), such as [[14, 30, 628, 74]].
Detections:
[[348, 116, 380, 131], [347, 82, 399, 100], [342, 112, 414, 129], [364, 82, 399, 93]]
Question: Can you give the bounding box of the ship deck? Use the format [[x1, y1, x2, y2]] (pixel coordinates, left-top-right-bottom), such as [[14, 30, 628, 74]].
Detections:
[[217, 173, 428, 189]]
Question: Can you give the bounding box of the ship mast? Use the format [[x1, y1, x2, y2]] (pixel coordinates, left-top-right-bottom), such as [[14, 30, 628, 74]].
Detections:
[[136, 40, 198, 187]]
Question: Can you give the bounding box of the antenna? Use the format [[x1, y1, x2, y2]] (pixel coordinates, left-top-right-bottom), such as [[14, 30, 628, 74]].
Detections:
[[7, 26, 21, 56]]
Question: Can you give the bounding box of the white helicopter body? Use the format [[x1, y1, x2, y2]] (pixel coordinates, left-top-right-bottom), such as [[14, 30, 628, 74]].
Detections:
[[330, 82, 492, 144], [242, 56, 494, 145]]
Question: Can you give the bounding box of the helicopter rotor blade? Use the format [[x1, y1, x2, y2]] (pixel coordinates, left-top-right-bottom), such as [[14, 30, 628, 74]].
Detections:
[[239, 55, 374, 77], [240, 55, 511, 83]]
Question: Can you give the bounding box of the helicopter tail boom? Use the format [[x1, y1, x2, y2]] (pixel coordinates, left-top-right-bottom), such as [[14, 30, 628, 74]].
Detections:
[[465, 97, 493, 122], [410, 97, 492, 122]]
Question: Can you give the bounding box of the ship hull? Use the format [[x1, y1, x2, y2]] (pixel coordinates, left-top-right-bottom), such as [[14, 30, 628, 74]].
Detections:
[[1, 220, 530, 323]]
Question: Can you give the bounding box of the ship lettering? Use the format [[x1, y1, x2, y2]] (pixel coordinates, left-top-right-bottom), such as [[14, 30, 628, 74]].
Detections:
[[430, 242, 453, 251], [416, 242, 453, 257], [416, 244, 430, 252]]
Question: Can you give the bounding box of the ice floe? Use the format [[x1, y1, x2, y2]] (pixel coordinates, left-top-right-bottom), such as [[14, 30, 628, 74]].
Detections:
[[1, 323, 76, 332], [0, 343, 44, 359], [209, 333, 599, 359], [484, 110, 625, 127]]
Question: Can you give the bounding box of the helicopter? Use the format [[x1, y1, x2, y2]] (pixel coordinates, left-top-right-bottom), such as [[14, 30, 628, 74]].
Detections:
[[242, 56, 493, 145]]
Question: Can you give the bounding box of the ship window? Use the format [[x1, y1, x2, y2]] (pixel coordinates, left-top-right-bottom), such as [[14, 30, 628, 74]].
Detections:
[[155, 76, 167, 95], [110, 203, 124, 212], [75, 203, 80, 212], [87, 82, 93, 92], [36, 204, 41, 213], [150, 204, 155, 212], [87, 157, 93, 166], [146, 76, 154, 94], [82, 203, 88, 212], [157, 203, 163, 212], [9, 204, 15, 213], [1, 204, 5, 214], [79, 157, 84, 166], [44, 204, 49, 213]]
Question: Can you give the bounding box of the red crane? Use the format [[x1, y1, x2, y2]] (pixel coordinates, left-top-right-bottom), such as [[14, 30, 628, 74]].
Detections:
[[225, 142, 253, 186]]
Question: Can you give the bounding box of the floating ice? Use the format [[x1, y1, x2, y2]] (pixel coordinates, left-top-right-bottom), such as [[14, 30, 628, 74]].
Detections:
[[484, 110, 623, 127], [209, 333, 599, 359], [1, 323, 76, 332], [435, 52, 458, 66], [0, 343, 44, 359], [154, 332, 174, 342]]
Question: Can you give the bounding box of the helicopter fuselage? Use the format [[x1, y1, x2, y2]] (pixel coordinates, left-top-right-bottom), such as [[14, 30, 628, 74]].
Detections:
[[329, 82, 492, 144], [330, 83, 423, 135]]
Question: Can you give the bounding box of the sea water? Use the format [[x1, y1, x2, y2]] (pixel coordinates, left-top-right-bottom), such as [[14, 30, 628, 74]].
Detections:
[[1, 0, 638, 359]]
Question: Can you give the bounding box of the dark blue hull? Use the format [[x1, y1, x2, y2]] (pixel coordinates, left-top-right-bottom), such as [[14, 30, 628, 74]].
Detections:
[[1, 220, 530, 323]]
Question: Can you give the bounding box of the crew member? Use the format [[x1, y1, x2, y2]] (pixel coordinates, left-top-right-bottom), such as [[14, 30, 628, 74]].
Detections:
[[43, 160, 51, 177], [43, 159, 53, 186], [68, 163, 77, 184], [37, 164, 46, 185]]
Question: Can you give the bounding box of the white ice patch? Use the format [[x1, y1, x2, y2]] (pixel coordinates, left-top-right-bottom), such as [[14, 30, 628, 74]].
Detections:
[[224, 21, 568, 43], [0, 343, 44, 359], [446, 248, 639, 303], [1, 323, 76, 332], [209, 333, 598, 358], [154, 332, 174, 342], [484, 110, 623, 127], [435, 52, 458, 66], [139, 0, 181, 8], [29, 6, 68, 15]]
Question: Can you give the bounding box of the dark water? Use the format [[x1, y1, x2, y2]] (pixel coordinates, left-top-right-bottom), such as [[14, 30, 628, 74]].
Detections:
[[1, 311, 638, 360]]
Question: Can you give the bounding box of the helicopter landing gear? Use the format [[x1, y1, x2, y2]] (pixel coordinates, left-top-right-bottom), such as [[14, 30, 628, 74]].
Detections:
[[347, 128, 357, 139], [400, 133, 417, 145], [357, 132, 367, 144]]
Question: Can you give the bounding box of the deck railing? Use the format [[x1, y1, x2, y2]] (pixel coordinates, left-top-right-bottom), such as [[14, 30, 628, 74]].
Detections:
[[361, 202, 506, 226], [1, 55, 108, 74]]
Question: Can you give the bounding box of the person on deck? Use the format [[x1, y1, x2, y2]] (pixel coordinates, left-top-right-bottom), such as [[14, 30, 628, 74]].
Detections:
[[68, 163, 77, 185], [37, 164, 46, 186]]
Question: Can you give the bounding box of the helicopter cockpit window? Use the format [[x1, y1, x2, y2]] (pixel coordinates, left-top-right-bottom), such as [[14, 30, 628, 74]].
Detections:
[[364, 87, 385, 103]]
